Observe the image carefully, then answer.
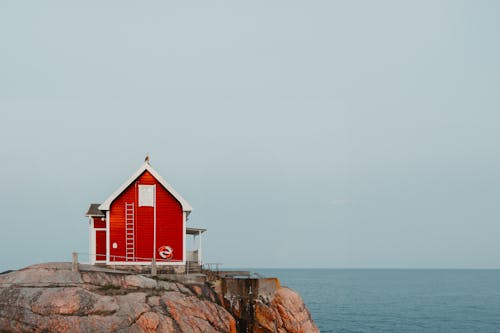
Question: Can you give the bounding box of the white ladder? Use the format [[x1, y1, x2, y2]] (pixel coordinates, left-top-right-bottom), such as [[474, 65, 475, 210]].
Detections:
[[125, 203, 135, 261]]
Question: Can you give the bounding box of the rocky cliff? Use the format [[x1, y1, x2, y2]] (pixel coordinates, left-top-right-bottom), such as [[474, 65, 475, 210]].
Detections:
[[0, 263, 319, 333]]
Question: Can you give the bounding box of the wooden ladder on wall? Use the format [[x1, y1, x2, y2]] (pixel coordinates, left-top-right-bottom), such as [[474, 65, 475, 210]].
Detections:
[[125, 203, 135, 261]]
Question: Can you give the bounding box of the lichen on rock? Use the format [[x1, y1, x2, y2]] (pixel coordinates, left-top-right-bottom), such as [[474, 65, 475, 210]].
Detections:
[[253, 287, 319, 333], [0, 263, 236, 333]]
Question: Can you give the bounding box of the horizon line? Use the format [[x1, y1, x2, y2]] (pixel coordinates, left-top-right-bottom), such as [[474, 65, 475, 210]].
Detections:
[[226, 266, 500, 270]]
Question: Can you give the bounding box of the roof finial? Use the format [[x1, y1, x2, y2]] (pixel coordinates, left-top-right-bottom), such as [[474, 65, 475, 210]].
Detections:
[[145, 153, 150, 164]]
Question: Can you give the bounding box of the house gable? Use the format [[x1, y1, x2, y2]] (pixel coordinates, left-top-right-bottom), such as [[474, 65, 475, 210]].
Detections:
[[98, 162, 192, 213], [108, 169, 184, 262]]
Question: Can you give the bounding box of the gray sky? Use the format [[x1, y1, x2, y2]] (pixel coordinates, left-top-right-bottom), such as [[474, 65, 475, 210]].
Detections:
[[1, 1, 499, 271]]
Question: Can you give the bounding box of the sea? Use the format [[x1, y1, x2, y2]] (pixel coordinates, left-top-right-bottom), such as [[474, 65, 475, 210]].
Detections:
[[253, 269, 500, 333]]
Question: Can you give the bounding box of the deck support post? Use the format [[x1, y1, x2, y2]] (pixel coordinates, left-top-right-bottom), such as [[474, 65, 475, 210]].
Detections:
[[72, 252, 79, 273], [151, 258, 157, 276]]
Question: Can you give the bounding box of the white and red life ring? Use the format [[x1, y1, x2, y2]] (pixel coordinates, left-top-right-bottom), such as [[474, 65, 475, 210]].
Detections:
[[158, 245, 173, 260]]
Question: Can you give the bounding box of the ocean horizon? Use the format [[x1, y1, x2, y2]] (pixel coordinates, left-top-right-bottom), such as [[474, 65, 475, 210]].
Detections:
[[246, 268, 500, 333]]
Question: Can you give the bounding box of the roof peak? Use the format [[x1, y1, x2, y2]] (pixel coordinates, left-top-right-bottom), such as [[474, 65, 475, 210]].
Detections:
[[97, 162, 192, 213]]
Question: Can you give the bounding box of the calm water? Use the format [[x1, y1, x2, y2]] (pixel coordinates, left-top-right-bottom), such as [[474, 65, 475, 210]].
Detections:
[[254, 269, 500, 333]]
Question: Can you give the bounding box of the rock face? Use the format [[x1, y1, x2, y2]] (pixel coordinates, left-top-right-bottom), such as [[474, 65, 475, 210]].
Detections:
[[0, 263, 318, 333], [0, 263, 236, 333], [254, 287, 319, 333]]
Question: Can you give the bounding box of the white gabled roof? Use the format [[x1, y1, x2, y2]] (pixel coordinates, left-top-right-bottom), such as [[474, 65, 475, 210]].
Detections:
[[98, 162, 193, 213]]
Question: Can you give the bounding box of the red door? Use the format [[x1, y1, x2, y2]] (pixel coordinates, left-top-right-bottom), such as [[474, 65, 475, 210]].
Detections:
[[95, 230, 106, 261]]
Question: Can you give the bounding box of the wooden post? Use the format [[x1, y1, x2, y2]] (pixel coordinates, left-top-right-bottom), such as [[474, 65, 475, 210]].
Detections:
[[198, 230, 202, 265], [72, 252, 79, 272], [151, 258, 157, 276]]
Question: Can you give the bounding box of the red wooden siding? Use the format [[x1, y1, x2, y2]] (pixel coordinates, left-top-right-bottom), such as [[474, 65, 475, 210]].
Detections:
[[108, 170, 183, 262], [93, 217, 106, 229], [95, 230, 106, 261]]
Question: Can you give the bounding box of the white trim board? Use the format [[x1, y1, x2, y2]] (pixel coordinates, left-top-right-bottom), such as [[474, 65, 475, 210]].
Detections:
[[106, 211, 110, 263], [182, 212, 186, 263], [104, 261, 185, 266], [89, 217, 93, 264]]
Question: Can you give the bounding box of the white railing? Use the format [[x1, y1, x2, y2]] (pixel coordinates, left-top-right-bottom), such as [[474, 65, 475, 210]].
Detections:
[[83, 252, 182, 264], [73, 252, 182, 276]]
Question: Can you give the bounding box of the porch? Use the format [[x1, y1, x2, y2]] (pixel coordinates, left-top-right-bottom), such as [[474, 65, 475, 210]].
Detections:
[[186, 227, 206, 271]]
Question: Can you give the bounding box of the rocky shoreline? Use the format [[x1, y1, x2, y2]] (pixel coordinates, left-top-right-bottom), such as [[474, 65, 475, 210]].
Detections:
[[0, 263, 319, 332]]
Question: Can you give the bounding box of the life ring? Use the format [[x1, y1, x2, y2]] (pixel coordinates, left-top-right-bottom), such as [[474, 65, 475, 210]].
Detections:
[[158, 245, 173, 259]]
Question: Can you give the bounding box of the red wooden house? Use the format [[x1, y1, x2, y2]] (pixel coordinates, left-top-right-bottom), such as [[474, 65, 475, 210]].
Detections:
[[85, 159, 205, 268]]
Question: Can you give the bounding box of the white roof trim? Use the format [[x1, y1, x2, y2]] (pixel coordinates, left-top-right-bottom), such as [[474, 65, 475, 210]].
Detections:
[[98, 162, 193, 213]]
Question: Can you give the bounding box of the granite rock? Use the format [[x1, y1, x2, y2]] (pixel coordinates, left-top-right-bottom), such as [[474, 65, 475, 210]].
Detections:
[[0, 263, 318, 333], [0, 263, 236, 333]]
